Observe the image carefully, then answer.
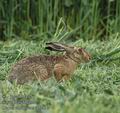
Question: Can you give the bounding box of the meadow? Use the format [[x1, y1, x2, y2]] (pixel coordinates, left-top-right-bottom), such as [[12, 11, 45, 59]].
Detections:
[[0, 35, 120, 113], [0, 0, 120, 113]]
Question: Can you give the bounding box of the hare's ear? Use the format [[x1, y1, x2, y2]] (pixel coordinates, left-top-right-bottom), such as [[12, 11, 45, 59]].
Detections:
[[45, 42, 65, 52], [46, 42, 74, 52]]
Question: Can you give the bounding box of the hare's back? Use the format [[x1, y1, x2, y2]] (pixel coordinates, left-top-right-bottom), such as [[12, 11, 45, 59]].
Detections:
[[8, 56, 52, 84]]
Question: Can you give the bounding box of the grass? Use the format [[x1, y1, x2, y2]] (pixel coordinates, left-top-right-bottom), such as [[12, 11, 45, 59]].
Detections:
[[1, 0, 120, 40], [0, 36, 120, 113]]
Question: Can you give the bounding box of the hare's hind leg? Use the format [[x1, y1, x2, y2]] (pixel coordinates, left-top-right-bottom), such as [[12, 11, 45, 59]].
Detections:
[[32, 64, 49, 81], [53, 64, 68, 81]]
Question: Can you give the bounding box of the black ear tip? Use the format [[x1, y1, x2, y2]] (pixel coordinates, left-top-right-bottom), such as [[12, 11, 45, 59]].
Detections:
[[45, 46, 53, 50], [45, 46, 49, 49]]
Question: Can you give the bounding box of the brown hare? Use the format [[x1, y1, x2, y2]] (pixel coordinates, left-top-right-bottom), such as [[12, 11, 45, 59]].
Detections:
[[8, 42, 91, 84]]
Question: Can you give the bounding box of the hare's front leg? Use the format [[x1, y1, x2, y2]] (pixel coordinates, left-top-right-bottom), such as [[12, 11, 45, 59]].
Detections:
[[62, 75, 70, 80], [53, 64, 69, 81]]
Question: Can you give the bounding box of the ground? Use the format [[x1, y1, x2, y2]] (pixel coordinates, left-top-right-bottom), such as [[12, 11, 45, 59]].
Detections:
[[0, 37, 120, 113]]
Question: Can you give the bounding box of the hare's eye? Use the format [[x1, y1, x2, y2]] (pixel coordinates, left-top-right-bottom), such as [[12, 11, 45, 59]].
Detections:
[[77, 48, 83, 53]]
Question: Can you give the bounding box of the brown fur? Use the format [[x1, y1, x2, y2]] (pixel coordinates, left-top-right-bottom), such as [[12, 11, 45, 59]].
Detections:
[[8, 43, 91, 84]]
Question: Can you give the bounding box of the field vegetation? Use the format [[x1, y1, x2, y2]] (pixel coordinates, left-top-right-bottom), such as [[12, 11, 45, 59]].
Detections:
[[0, 0, 120, 113]]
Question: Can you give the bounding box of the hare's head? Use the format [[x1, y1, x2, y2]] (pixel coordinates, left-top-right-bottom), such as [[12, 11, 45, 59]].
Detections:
[[45, 42, 91, 63]]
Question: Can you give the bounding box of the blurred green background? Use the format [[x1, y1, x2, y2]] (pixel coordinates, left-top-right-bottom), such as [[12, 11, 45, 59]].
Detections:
[[0, 0, 120, 41]]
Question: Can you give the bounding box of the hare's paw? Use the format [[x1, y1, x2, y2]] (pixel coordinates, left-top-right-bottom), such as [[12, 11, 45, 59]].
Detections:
[[62, 75, 70, 81]]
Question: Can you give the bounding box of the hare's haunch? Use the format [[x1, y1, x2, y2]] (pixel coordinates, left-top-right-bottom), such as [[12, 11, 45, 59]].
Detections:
[[8, 42, 91, 84]]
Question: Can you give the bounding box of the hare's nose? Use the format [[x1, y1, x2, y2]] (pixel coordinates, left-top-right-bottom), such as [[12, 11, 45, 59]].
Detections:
[[84, 54, 91, 61]]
